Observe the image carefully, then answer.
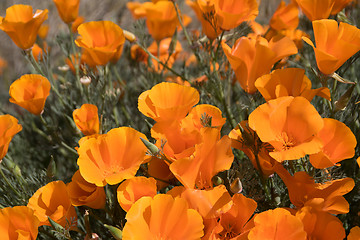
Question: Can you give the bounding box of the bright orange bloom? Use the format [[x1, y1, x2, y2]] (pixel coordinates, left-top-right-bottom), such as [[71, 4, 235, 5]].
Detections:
[[0, 206, 40, 240], [270, 1, 299, 31], [9, 74, 51, 115], [38, 24, 49, 39], [67, 170, 106, 209], [248, 96, 324, 162], [75, 21, 125, 66], [73, 104, 99, 136], [143, 1, 179, 41], [179, 185, 233, 220], [53, 0, 80, 23], [117, 177, 157, 212], [331, 0, 354, 14], [248, 208, 307, 240], [147, 156, 175, 190], [138, 82, 199, 122], [27, 181, 77, 228], [147, 38, 183, 71], [229, 121, 277, 176], [170, 127, 233, 189], [122, 194, 204, 239], [303, 19, 360, 75], [71, 16, 84, 33], [222, 36, 297, 94], [150, 104, 226, 163], [186, 0, 222, 40], [296, 199, 346, 240], [295, 0, 335, 21], [214, 0, 259, 30], [77, 127, 148, 186], [31, 43, 48, 62], [255, 68, 330, 102], [275, 164, 355, 214], [181, 104, 226, 131], [348, 226, 360, 240], [309, 118, 356, 168], [0, 5, 48, 49], [212, 193, 257, 239], [127, 2, 147, 19], [0, 114, 22, 161]]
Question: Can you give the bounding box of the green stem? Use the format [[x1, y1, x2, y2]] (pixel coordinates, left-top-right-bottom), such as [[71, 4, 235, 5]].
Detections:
[[0, 166, 22, 198], [172, 2, 192, 47]]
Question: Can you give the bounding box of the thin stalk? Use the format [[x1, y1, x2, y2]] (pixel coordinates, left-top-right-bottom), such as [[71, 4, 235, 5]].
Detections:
[[0, 166, 22, 198]]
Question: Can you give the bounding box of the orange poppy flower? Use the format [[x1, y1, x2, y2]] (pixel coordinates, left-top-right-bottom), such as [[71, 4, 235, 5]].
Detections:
[[9, 74, 51, 115], [348, 226, 360, 240], [212, 193, 257, 239], [77, 127, 148, 186], [182, 104, 226, 131], [143, 1, 179, 41], [138, 82, 200, 122], [53, 0, 80, 23], [127, 2, 147, 19], [229, 121, 277, 176], [122, 194, 204, 239], [0, 114, 22, 161], [248, 208, 307, 240], [0, 5, 48, 49], [151, 120, 200, 162], [295, 0, 335, 21], [72, 104, 99, 136], [67, 170, 106, 209], [248, 96, 324, 162], [270, 1, 299, 31], [75, 21, 125, 66], [0, 206, 40, 240], [27, 180, 77, 228], [117, 176, 157, 212], [31, 43, 48, 62], [331, 0, 354, 14], [255, 68, 330, 102], [170, 127, 233, 189], [150, 105, 226, 163], [275, 164, 355, 214], [147, 38, 183, 71], [302, 19, 360, 75], [179, 185, 232, 220], [296, 199, 346, 240], [309, 118, 356, 169], [147, 156, 176, 190], [71, 16, 84, 33], [186, 0, 222, 40], [222, 35, 297, 94], [38, 24, 49, 39], [213, 0, 259, 30]]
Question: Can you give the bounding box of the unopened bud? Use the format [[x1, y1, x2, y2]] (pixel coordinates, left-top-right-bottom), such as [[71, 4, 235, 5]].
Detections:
[[140, 137, 160, 155], [123, 30, 136, 42], [211, 176, 223, 186], [230, 178, 243, 194], [104, 224, 122, 240], [58, 65, 70, 72], [80, 76, 91, 86]]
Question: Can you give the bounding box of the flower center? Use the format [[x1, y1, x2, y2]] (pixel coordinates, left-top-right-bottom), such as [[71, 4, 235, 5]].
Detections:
[[278, 132, 296, 151]]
